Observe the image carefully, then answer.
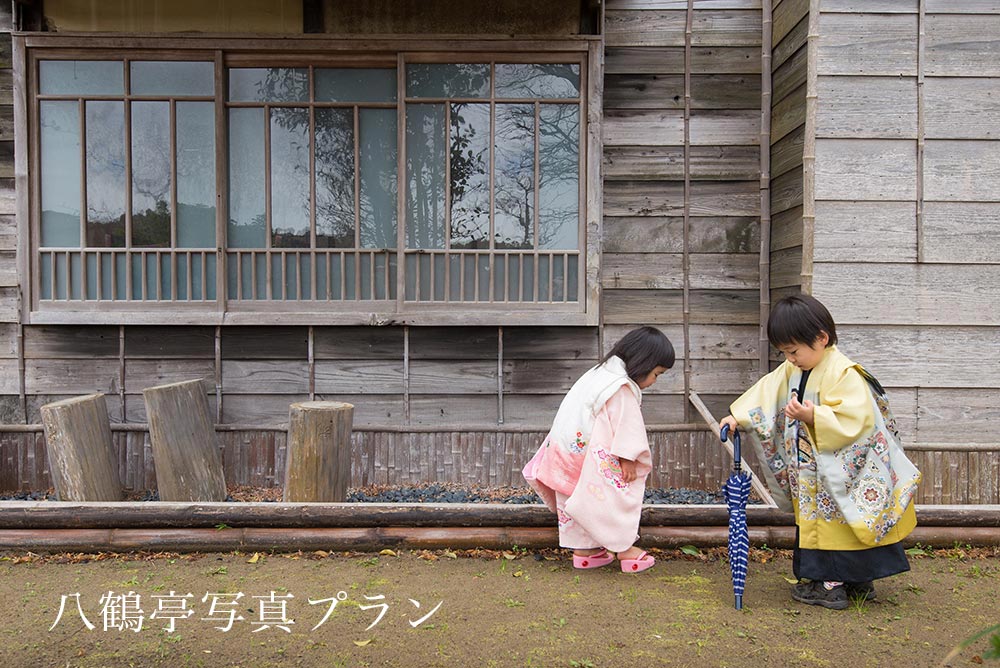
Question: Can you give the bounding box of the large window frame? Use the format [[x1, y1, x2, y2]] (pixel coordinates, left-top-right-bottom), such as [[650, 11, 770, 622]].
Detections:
[[15, 35, 602, 326]]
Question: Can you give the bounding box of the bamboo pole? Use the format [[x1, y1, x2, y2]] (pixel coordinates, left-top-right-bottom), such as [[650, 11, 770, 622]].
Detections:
[[688, 390, 777, 507]]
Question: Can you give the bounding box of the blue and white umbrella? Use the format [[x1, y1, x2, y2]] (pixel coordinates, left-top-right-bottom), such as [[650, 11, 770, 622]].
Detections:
[[721, 424, 752, 610]]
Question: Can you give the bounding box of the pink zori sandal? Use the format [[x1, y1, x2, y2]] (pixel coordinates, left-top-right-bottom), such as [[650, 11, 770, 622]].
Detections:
[[620, 551, 655, 573], [573, 549, 616, 570]]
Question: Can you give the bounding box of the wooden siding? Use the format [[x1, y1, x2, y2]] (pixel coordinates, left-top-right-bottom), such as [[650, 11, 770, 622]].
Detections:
[[43, 0, 303, 33], [603, 0, 763, 422], [0, 5, 13, 327], [810, 0, 1000, 461], [768, 0, 806, 297]]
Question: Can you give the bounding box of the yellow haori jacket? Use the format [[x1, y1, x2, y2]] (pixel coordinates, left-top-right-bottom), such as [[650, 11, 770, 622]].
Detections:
[[730, 346, 920, 551]]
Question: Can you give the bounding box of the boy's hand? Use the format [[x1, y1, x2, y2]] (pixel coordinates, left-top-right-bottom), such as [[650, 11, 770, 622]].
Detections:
[[785, 395, 815, 425], [619, 457, 637, 484], [719, 415, 739, 435]]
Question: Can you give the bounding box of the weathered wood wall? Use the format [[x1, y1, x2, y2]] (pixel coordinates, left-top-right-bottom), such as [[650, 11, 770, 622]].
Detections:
[[808, 0, 1000, 470], [0, 4, 17, 426], [603, 0, 764, 423], [769, 0, 806, 298], [1, 1, 997, 505]]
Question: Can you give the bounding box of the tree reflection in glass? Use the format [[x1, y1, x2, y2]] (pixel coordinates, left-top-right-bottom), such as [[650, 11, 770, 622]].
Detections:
[[315, 108, 355, 248], [406, 104, 446, 249], [86, 101, 126, 247], [449, 103, 490, 249], [495, 63, 580, 99], [131, 101, 171, 247], [359, 108, 397, 249], [538, 104, 579, 250], [270, 107, 311, 248], [494, 103, 534, 249]]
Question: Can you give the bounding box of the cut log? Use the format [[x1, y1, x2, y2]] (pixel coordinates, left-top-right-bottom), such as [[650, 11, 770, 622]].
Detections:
[[142, 379, 227, 502], [40, 394, 123, 501], [283, 401, 354, 502]]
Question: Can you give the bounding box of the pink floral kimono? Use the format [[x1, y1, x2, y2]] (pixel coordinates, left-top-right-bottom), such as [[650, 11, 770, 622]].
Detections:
[[522, 356, 651, 553]]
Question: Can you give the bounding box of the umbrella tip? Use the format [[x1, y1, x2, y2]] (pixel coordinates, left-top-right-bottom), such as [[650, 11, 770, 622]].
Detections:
[[735, 595, 743, 610]]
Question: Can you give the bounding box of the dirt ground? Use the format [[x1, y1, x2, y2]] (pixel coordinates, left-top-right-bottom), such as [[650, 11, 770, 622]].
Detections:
[[0, 546, 997, 668]]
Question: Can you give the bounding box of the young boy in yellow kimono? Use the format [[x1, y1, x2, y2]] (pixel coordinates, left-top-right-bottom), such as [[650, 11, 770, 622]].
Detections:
[[523, 326, 674, 573], [721, 294, 920, 610]]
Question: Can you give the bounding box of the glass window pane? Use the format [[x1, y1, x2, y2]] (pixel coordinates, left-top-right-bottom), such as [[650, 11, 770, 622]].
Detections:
[[316, 68, 396, 103], [495, 63, 580, 98], [360, 109, 398, 249], [131, 101, 171, 248], [130, 61, 214, 96], [539, 105, 579, 250], [494, 104, 534, 249], [270, 108, 310, 248], [406, 104, 445, 249], [229, 68, 308, 102], [177, 102, 217, 248], [450, 103, 490, 250], [40, 60, 123, 96], [40, 101, 81, 247], [407, 64, 489, 99], [86, 101, 126, 247], [315, 108, 355, 248], [228, 108, 266, 248]]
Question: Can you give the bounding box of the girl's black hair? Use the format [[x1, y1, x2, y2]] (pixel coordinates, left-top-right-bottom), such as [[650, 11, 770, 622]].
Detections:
[[601, 326, 675, 382], [766, 293, 838, 348]]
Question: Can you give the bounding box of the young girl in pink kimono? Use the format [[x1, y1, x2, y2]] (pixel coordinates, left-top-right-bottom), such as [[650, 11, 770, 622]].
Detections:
[[523, 326, 674, 573]]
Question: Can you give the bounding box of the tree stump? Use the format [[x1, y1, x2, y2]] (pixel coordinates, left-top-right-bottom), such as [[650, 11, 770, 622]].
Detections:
[[142, 379, 227, 502], [40, 394, 123, 501], [283, 401, 354, 502]]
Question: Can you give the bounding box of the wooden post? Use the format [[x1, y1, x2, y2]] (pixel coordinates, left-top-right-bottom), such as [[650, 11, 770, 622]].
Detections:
[[142, 380, 227, 502], [283, 401, 354, 502], [40, 394, 123, 501]]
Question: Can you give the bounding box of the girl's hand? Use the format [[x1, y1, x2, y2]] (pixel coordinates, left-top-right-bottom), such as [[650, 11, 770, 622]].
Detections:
[[619, 457, 637, 484], [719, 415, 739, 434], [785, 395, 815, 425]]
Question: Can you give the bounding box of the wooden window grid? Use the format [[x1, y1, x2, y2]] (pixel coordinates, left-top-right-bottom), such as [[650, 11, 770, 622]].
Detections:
[[17, 36, 602, 326]]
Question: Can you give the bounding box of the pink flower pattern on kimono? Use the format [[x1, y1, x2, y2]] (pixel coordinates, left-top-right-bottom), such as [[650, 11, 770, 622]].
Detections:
[[592, 448, 629, 490], [568, 431, 587, 454], [557, 508, 573, 527]]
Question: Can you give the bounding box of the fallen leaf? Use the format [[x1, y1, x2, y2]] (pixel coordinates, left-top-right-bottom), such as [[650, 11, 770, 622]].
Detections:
[[783, 577, 799, 584], [313, 550, 329, 558], [502, 552, 517, 560], [353, 639, 372, 647], [247, 553, 260, 564], [513, 570, 523, 577], [379, 549, 397, 557], [442, 550, 457, 559]]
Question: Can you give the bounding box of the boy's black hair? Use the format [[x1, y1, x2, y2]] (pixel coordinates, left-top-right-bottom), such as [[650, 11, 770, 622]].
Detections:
[[601, 326, 675, 382], [767, 293, 838, 348]]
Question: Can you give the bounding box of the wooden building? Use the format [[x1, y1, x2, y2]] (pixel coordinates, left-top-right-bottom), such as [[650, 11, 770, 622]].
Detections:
[[0, 0, 996, 504]]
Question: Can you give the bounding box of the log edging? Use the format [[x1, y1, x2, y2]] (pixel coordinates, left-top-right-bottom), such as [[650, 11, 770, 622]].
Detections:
[[0, 503, 997, 553]]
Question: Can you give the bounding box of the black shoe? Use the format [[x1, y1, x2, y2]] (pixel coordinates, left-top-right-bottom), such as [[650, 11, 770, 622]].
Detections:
[[845, 581, 876, 601], [790, 580, 849, 610]]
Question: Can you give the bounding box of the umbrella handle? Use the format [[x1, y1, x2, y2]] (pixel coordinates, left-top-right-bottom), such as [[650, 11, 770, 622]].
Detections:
[[720, 424, 742, 471]]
